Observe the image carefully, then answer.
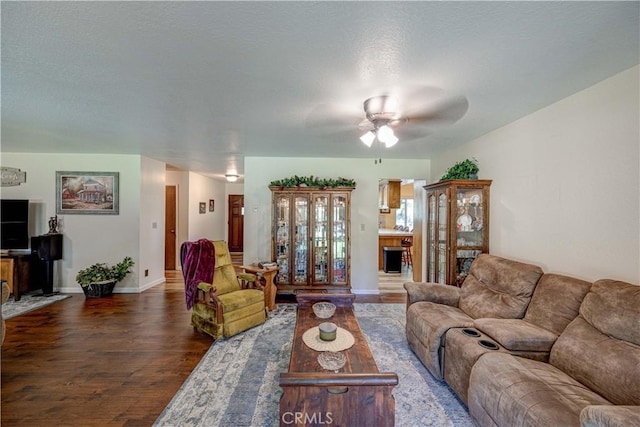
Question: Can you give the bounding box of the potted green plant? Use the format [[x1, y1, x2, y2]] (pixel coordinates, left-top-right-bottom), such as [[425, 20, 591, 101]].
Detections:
[[76, 256, 135, 298], [440, 158, 479, 181]]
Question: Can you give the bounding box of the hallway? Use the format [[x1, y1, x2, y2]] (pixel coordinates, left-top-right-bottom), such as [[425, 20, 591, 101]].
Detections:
[[378, 265, 413, 293]]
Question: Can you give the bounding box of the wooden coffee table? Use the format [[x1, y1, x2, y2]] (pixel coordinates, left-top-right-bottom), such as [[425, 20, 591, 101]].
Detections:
[[279, 293, 398, 426]]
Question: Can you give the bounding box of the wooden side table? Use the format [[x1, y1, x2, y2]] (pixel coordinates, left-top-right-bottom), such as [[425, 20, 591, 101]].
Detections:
[[240, 265, 280, 311]]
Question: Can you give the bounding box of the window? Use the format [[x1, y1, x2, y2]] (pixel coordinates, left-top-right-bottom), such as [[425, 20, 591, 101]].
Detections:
[[396, 198, 414, 229]]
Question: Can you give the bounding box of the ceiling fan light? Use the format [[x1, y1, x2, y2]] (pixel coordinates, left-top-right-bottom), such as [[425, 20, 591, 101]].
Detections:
[[360, 131, 375, 147], [377, 125, 398, 147], [383, 134, 399, 148]]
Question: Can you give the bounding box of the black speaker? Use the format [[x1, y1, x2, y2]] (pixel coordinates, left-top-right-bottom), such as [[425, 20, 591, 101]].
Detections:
[[30, 233, 63, 296], [31, 233, 63, 261]]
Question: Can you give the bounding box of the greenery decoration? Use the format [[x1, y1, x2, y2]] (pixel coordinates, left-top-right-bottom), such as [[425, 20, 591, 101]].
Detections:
[[440, 158, 479, 181], [76, 256, 135, 287], [269, 175, 356, 188]]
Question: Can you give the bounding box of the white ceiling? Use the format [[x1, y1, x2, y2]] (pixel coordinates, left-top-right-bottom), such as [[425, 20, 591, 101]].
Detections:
[[2, 2, 638, 182]]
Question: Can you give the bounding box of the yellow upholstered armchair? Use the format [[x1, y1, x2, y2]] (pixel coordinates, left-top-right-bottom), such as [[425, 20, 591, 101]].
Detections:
[[181, 240, 267, 339]]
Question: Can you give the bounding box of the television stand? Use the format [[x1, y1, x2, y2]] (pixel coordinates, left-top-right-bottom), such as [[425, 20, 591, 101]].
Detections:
[[0, 253, 36, 301]]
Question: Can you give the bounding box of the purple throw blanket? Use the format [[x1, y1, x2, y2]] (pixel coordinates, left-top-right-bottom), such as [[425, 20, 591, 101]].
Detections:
[[180, 239, 215, 310]]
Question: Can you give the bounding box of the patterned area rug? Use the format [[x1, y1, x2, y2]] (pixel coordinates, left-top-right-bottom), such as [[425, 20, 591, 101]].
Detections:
[[2, 292, 72, 319], [155, 303, 473, 427]]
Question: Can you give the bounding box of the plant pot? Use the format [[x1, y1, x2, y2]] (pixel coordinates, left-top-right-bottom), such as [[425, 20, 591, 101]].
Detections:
[[81, 280, 117, 298], [467, 173, 478, 180]]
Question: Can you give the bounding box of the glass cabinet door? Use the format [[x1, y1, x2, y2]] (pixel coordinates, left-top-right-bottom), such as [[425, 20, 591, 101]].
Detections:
[[437, 192, 448, 284], [313, 194, 329, 283], [275, 195, 290, 284], [331, 194, 347, 284], [455, 188, 485, 284], [427, 193, 436, 283], [455, 188, 484, 246], [293, 195, 309, 284]]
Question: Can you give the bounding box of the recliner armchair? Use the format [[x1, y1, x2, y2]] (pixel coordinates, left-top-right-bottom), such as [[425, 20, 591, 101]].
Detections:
[[181, 240, 267, 339]]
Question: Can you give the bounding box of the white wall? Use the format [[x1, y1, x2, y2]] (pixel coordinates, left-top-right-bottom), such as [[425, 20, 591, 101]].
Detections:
[[0, 153, 145, 292], [243, 157, 430, 294], [139, 157, 167, 291], [187, 172, 226, 241], [431, 65, 640, 284], [165, 170, 229, 269]]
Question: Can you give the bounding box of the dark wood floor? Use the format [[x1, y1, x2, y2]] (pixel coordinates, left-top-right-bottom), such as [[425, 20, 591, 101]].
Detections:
[[1, 272, 405, 426]]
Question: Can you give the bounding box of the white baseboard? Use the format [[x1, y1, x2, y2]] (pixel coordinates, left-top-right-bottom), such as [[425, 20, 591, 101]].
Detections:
[[56, 277, 166, 294], [351, 289, 380, 295]]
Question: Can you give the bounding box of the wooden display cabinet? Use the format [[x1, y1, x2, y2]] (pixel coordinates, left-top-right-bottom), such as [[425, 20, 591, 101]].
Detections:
[[270, 186, 354, 294], [424, 179, 492, 286]]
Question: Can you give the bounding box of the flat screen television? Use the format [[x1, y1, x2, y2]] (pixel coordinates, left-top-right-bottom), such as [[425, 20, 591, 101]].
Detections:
[[1, 199, 30, 250]]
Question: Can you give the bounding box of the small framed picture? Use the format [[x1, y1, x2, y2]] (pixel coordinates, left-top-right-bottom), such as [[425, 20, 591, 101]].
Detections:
[[199, 202, 206, 214], [209, 199, 215, 212]]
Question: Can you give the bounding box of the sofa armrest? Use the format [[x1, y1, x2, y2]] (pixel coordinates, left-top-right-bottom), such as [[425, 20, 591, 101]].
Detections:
[[580, 405, 640, 427], [473, 318, 558, 352], [404, 282, 460, 307]]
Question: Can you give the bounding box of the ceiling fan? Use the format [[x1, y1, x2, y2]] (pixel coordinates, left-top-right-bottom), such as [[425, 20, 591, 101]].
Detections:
[[307, 86, 469, 159]]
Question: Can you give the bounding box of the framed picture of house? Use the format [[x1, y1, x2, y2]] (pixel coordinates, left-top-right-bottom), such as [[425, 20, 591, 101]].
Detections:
[[56, 171, 119, 215]]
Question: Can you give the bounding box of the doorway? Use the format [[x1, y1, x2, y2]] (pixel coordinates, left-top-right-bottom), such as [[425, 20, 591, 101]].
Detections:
[[165, 185, 177, 270], [377, 179, 423, 292], [228, 195, 244, 253]]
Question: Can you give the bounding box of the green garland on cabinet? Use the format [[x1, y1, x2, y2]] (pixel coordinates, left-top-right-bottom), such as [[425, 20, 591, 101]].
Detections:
[[269, 175, 356, 189]]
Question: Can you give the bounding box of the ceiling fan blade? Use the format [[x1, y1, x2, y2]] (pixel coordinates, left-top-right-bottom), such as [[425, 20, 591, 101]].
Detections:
[[305, 103, 363, 133], [404, 95, 469, 126], [357, 119, 374, 132], [391, 125, 432, 141]]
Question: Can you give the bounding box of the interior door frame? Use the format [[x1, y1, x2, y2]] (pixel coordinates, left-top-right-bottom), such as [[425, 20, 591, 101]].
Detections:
[[164, 185, 177, 270], [228, 194, 244, 252]]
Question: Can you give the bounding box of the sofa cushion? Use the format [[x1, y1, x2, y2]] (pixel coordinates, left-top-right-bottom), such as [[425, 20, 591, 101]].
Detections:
[[523, 273, 592, 336], [550, 315, 640, 406], [550, 279, 640, 407], [473, 318, 558, 352], [580, 405, 640, 427], [406, 301, 474, 380], [219, 288, 264, 312], [459, 254, 543, 319], [468, 353, 611, 427], [579, 279, 640, 346]]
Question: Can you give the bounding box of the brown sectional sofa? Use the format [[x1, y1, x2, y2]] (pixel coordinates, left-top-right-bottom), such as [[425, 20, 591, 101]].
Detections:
[[405, 254, 640, 427], [404, 254, 544, 380]]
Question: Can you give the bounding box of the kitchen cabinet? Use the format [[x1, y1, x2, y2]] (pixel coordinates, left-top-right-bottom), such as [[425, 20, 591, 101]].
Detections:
[[379, 179, 401, 209]]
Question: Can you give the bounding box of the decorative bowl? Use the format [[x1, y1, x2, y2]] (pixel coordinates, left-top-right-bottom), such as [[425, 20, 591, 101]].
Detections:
[[312, 302, 336, 319], [317, 351, 346, 372]]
